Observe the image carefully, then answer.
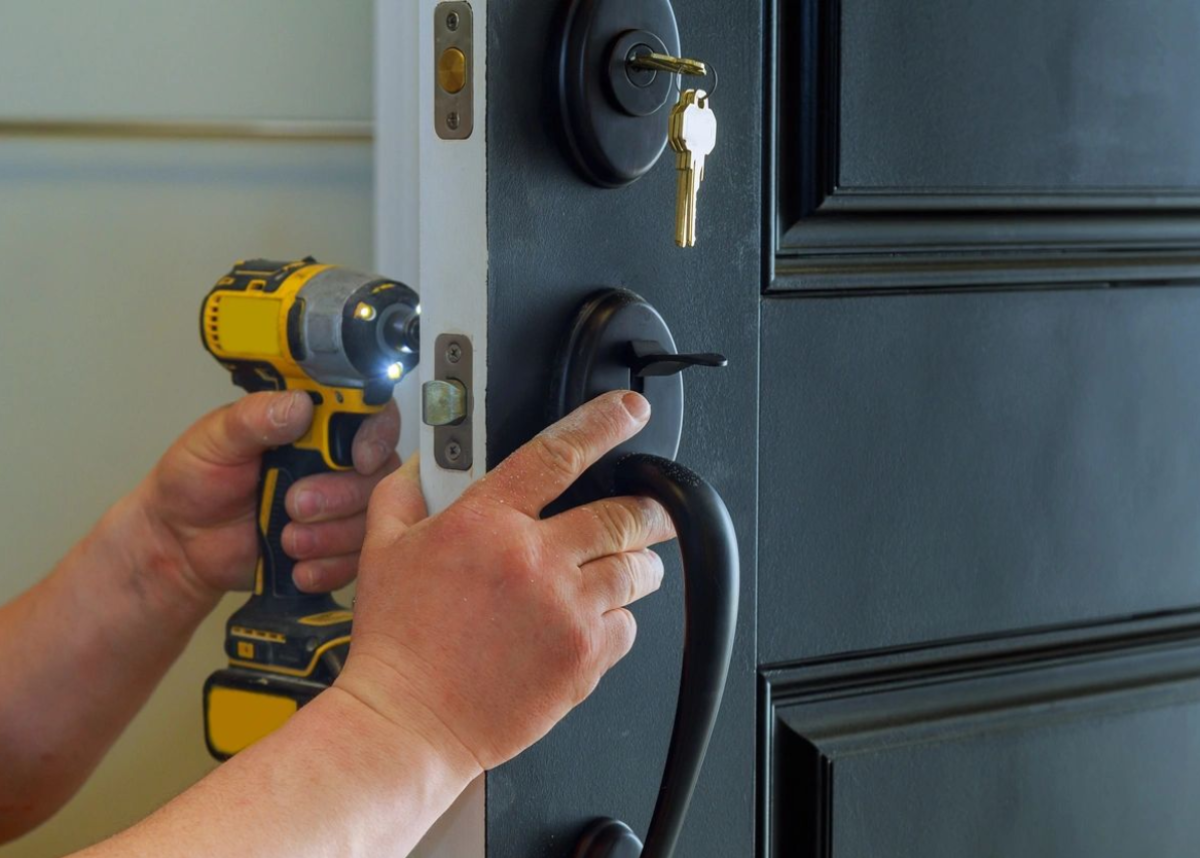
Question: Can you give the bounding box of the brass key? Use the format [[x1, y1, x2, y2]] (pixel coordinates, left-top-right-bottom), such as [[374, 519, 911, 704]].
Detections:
[[670, 89, 717, 248], [669, 89, 696, 247]]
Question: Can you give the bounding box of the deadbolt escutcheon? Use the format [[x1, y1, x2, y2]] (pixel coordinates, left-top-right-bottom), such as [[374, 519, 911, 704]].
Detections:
[[553, 0, 682, 187], [606, 30, 674, 118]]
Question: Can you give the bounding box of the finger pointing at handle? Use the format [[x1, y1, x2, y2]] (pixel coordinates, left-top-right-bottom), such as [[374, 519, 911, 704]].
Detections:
[[468, 390, 651, 518]]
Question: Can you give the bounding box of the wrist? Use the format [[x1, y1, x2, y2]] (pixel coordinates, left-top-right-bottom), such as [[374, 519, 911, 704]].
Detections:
[[334, 650, 485, 783], [91, 484, 222, 625], [307, 683, 479, 801]]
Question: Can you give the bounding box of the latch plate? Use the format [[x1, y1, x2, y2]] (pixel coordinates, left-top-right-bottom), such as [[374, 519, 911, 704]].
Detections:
[[426, 333, 473, 470]]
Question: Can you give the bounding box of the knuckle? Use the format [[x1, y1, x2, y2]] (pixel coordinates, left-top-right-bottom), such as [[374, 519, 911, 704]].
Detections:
[[331, 477, 368, 513], [446, 490, 495, 529], [644, 500, 673, 540], [498, 533, 543, 576], [612, 553, 639, 605], [226, 398, 257, 437], [610, 609, 638, 655], [598, 401, 631, 438], [369, 469, 413, 513], [533, 430, 587, 481], [421, 502, 483, 549], [300, 528, 321, 556], [283, 525, 299, 555], [562, 619, 600, 672], [594, 500, 641, 549], [358, 408, 397, 447]]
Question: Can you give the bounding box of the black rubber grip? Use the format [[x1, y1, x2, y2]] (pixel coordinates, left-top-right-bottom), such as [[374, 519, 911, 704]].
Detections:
[[258, 444, 334, 603]]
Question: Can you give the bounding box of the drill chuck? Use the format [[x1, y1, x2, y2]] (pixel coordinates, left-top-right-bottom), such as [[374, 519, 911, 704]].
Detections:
[[289, 265, 420, 398]]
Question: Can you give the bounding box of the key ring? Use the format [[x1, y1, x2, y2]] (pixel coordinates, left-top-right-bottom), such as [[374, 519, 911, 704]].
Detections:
[[627, 52, 719, 99], [680, 61, 718, 99]]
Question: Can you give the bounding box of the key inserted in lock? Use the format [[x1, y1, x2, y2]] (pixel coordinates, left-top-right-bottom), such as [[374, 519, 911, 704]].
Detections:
[[554, 0, 690, 187], [553, 0, 719, 250]]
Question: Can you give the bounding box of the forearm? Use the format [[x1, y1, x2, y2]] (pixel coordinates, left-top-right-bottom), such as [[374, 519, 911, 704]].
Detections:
[[76, 687, 476, 858], [0, 488, 218, 840]]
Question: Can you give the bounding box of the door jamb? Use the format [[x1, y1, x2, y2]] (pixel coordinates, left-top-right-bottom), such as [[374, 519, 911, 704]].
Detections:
[[374, 0, 488, 854]]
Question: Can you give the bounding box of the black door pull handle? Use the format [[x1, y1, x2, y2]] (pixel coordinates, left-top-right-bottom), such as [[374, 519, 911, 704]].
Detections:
[[572, 453, 740, 858]]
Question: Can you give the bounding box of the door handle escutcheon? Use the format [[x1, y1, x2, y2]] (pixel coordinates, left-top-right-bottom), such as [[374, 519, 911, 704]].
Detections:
[[573, 453, 739, 858]]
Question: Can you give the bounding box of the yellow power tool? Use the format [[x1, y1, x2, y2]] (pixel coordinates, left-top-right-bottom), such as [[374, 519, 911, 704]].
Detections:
[[199, 257, 420, 759]]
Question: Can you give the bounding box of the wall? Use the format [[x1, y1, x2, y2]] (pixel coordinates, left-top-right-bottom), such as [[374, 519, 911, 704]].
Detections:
[[0, 3, 375, 854]]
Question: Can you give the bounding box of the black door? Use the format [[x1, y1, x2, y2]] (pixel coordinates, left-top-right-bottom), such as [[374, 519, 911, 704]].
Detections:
[[480, 1, 1200, 855]]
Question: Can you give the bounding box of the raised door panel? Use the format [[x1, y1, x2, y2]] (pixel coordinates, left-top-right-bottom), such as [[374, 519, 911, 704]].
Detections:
[[772, 0, 1200, 290], [760, 288, 1200, 663], [764, 619, 1200, 857]]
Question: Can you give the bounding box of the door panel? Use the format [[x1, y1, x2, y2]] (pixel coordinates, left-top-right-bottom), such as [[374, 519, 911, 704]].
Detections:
[[772, 0, 1200, 291], [759, 1, 1200, 856], [464, 0, 1200, 855], [483, 1, 761, 856], [765, 619, 1200, 857], [837, 0, 1200, 193], [760, 287, 1200, 663]]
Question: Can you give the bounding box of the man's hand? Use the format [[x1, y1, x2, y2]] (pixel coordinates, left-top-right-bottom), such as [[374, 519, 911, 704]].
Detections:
[[336, 390, 675, 774], [131, 390, 402, 603], [1, 388, 406, 843]]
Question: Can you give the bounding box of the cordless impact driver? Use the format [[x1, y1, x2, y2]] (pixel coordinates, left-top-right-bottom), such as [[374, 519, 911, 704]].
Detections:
[[200, 257, 420, 760]]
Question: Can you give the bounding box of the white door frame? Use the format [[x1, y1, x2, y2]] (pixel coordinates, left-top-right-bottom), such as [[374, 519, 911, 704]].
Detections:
[[375, 0, 488, 854]]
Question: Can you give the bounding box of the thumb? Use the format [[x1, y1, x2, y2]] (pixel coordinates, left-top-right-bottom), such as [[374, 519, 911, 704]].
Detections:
[[182, 390, 314, 467], [366, 453, 427, 541]]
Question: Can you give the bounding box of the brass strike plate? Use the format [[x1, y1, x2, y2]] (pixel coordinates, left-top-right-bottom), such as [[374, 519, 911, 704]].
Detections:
[[435, 2, 474, 140]]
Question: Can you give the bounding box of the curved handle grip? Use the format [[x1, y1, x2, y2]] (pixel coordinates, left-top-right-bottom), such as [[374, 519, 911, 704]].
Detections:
[[573, 453, 740, 858]]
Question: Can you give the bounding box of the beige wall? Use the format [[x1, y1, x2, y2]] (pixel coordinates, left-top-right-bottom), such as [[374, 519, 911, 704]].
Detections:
[[0, 3, 374, 854]]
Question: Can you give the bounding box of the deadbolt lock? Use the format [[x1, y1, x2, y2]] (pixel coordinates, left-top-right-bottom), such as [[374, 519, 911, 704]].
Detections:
[[552, 0, 713, 190], [434, 2, 473, 140]]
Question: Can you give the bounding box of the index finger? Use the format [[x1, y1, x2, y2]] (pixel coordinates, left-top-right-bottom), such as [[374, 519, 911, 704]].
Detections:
[[470, 390, 651, 517]]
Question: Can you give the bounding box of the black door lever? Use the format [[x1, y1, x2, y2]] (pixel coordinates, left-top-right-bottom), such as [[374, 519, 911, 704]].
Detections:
[[553, 289, 739, 858], [629, 340, 727, 377], [572, 454, 739, 858]]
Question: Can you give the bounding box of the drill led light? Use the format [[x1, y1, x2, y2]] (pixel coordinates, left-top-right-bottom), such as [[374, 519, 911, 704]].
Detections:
[[387, 362, 404, 381], [355, 302, 377, 321]]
